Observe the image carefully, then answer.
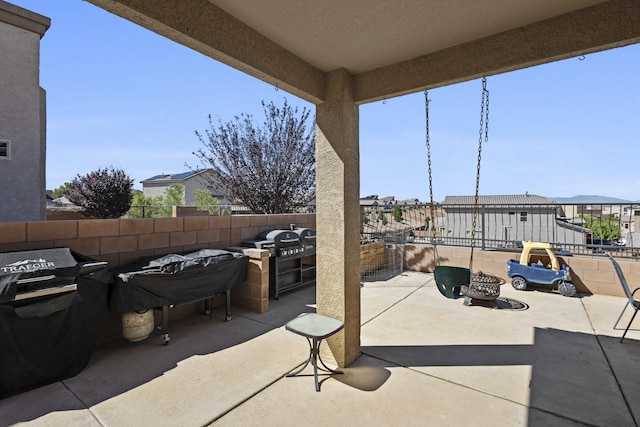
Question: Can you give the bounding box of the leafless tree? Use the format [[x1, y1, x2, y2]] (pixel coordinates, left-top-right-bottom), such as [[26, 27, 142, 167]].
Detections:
[[194, 99, 315, 213]]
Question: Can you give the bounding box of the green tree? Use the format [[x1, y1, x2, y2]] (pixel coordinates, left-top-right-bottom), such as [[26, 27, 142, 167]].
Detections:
[[51, 182, 72, 199], [127, 190, 164, 218], [392, 205, 403, 222], [192, 189, 220, 214], [194, 98, 315, 213], [64, 167, 133, 218], [425, 216, 431, 232], [151, 184, 186, 217], [377, 209, 385, 222], [164, 184, 186, 207], [126, 185, 190, 218], [581, 215, 621, 241]]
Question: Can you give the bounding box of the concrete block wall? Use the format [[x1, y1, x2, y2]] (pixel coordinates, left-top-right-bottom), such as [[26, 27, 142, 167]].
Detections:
[[0, 213, 315, 340], [231, 247, 271, 314], [404, 244, 638, 298], [0, 213, 314, 266], [173, 206, 211, 217]]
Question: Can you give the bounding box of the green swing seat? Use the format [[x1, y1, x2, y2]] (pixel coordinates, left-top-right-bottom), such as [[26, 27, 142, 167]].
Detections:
[[434, 266, 470, 299], [434, 266, 503, 301]]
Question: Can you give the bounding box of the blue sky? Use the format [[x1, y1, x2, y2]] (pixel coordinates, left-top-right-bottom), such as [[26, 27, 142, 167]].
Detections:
[[10, 0, 640, 202]]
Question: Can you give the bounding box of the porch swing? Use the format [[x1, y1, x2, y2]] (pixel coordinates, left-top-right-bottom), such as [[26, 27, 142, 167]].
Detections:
[[425, 78, 503, 305]]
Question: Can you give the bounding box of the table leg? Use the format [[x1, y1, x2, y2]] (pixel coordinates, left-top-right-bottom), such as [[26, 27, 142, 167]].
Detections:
[[286, 336, 314, 377], [311, 338, 320, 391], [285, 335, 344, 392]]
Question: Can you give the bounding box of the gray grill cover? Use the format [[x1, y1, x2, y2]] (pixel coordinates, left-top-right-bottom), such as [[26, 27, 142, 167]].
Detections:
[[109, 249, 249, 313]]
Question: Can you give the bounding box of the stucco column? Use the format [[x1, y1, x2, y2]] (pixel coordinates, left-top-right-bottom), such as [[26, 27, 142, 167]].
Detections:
[[315, 68, 360, 367]]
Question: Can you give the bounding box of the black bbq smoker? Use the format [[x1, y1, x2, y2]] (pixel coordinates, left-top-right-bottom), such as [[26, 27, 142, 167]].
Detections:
[[0, 248, 111, 399]]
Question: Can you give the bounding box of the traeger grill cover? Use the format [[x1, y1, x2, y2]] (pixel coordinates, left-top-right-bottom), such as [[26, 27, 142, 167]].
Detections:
[[0, 248, 111, 399], [109, 249, 249, 313]]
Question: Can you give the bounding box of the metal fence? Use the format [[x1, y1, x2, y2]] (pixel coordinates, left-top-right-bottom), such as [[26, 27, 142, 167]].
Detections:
[[360, 202, 640, 261], [126, 204, 234, 218], [125, 204, 315, 218]]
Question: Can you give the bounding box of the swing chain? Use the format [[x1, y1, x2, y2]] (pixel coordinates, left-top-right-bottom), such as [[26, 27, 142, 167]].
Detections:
[[470, 78, 489, 269], [425, 90, 436, 236]]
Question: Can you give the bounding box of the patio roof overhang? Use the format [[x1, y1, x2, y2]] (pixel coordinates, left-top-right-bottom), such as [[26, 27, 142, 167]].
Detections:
[[85, 0, 640, 105]]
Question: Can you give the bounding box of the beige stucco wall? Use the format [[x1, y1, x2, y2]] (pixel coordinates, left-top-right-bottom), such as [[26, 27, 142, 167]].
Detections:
[[0, 2, 50, 222], [315, 69, 361, 367]]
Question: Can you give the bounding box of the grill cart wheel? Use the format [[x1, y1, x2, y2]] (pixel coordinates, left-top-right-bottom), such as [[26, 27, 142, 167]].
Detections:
[[511, 276, 528, 291], [558, 281, 576, 297]]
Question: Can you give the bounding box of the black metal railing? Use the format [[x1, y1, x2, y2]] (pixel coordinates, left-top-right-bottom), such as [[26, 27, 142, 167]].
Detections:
[[360, 202, 640, 258], [123, 204, 315, 218]]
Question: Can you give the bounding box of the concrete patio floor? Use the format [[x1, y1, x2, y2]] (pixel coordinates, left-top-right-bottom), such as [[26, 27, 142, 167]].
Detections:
[[1, 271, 639, 426]]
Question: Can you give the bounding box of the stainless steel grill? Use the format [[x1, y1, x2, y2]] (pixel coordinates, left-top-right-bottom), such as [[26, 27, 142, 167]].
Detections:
[[242, 226, 316, 299]]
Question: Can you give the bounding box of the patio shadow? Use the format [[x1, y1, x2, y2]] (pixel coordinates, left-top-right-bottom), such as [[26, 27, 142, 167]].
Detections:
[[362, 327, 637, 427]]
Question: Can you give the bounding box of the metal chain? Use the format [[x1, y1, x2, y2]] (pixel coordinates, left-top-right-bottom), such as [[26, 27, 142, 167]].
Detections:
[[470, 77, 489, 272], [425, 90, 436, 236]]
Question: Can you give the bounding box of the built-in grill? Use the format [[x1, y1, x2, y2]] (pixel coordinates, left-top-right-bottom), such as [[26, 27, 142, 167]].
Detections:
[[292, 228, 316, 254], [242, 226, 316, 299]]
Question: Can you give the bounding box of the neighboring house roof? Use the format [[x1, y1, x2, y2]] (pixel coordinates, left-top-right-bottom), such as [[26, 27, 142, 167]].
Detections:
[[379, 196, 395, 204], [360, 196, 422, 206], [47, 196, 80, 210], [360, 199, 379, 207], [140, 169, 211, 184], [397, 198, 421, 205], [443, 194, 552, 205]]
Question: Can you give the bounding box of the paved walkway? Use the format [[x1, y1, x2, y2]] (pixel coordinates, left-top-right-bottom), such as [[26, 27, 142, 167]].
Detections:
[[1, 271, 639, 426]]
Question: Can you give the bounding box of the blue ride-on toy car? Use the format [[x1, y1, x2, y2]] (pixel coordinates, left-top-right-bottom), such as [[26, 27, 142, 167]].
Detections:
[[506, 241, 575, 297]]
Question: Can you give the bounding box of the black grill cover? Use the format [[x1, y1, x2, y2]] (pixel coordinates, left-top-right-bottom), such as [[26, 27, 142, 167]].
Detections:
[[109, 249, 249, 313], [0, 248, 111, 399]]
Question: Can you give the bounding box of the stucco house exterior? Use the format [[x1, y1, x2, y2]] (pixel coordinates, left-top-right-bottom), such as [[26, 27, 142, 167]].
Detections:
[[140, 169, 231, 206], [0, 2, 50, 222]]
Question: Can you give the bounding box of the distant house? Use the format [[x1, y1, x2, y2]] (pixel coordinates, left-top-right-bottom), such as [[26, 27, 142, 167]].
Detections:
[[396, 198, 421, 205], [141, 169, 231, 205], [360, 195, 422, 209], [442, 194, 588, 245], [360, 195, 382, 208]]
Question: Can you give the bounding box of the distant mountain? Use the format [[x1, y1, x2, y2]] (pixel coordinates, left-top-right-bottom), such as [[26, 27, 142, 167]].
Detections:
[[551, 195, 634, 204]]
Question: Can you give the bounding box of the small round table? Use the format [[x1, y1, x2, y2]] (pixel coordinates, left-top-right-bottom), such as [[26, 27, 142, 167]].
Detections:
[[285, 313, 344, 391]]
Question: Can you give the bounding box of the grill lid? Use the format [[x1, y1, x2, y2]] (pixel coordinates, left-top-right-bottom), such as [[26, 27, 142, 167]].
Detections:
[[256, 230, 301, 246], [0, 248, 107, 304], [292, 228, 316, 241]]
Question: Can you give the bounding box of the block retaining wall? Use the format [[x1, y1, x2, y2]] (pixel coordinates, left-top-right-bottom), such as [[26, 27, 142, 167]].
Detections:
[[0, 213, 315, 341], [0, 216, 633, 340], [404, 244, 637, 298]]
